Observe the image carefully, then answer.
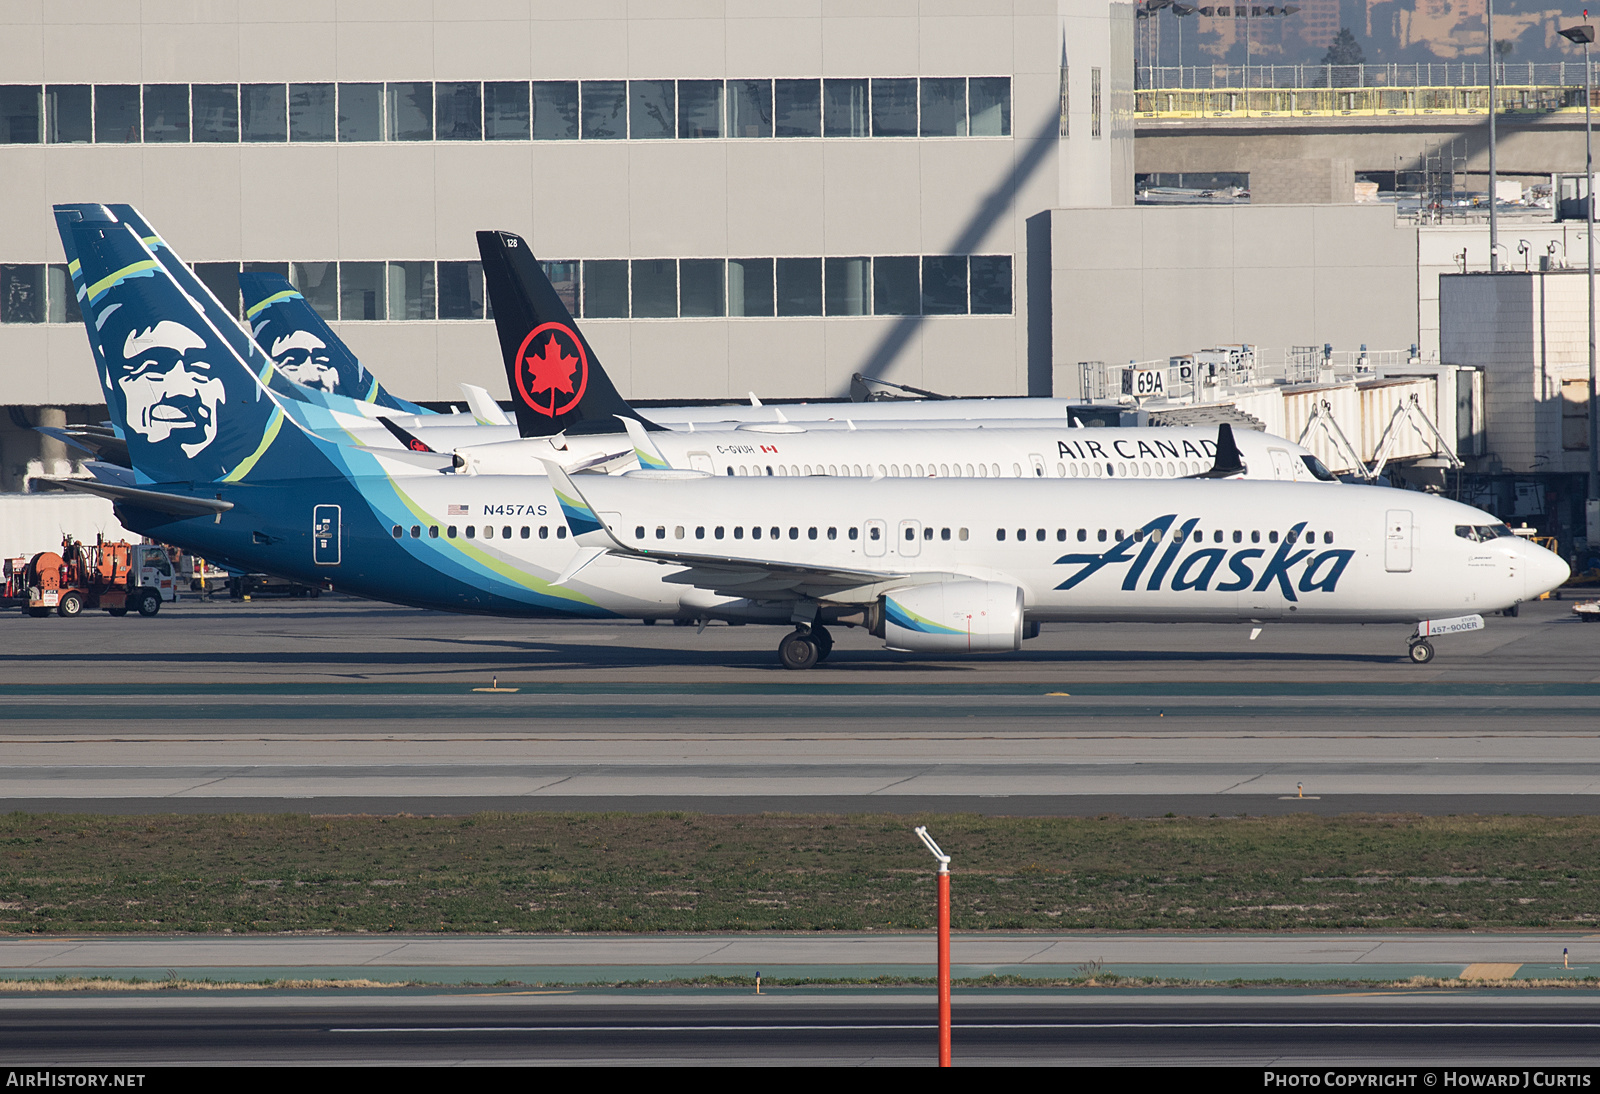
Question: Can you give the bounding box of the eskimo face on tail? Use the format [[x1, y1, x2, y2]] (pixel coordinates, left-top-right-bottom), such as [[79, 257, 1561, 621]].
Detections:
[[89, 266, 277, 483], [268, 329, 339, 393], [116, 320, 226, 457]]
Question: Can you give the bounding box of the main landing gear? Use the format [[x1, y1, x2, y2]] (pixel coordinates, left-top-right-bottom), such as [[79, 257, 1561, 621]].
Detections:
[[778, 624, 833, 670]]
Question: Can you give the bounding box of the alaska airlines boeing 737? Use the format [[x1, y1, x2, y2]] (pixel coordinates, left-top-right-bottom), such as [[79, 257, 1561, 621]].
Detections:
[[51, 203, 1565, 669]]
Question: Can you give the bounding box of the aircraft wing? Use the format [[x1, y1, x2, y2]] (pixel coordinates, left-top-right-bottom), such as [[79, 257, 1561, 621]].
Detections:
[[619, 545, 932, 599]]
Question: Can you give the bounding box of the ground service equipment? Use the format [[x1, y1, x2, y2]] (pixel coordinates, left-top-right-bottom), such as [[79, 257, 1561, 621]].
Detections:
[[1, 536, 177, 618]]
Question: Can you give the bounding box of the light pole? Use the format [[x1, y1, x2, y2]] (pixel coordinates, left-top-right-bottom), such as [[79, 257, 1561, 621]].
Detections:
[[1489, 0, 1499, 270], [915, 825, 952, 1067], [1560, 18, 1600, 543]]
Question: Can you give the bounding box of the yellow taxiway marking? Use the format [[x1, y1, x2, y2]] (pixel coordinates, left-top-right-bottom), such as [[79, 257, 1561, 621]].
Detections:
[[1045, 692, 1071, 697], [471, 688, 521, 693], [1460, 964, 1523, 980]]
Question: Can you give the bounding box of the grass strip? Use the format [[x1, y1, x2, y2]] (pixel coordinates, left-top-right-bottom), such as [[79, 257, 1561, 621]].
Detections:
[[5, 975, 1600, 994], [4, 811, 1600, 934]]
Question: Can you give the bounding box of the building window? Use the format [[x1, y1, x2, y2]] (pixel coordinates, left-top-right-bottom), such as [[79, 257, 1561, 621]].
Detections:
[[194, 262, 242, 317], [970, 255, 1013, 314], [1091, 68, 1102, 139], [921, 256, 967, 315], [823, 78, 868, 137], [438, 261, 485, 320], [873, 256, 919, 316], [1057, 66, 1069, 138], [776, 258, 822, 317], [680, 259, 725, 318], [0, 265, 44, 324], [45, 85, 91, 143], [728, 258, 774, 317], [532, 81, 579, 139], [143, 84, 189, 142], [825, 257, 870, 317], [340, 261, 386, 321], [338, 83, 382, 142], [242, 84, 287, 142], [973, 77, 1011, 137], [678, 80, 723, 138], [94, 84, 140, 143], [192, 85, 239, 142], [387, 262, 436, 321], [291, 262, 339, 321], [582, 259, 629, 318], [542, 261, 579, 315], [632, 259, 677, 318], [436, 81, 482, 141], [386, 82, 433, 141], [630, 79, 676, 139], [581, 80, 626, 139], [728, 79, 772, 138], [774, 79, 821, 137], [0, 85, 41, 144], [919, 78, 965, 137], [484, 81, 530, 140], [289, 83, 335, 142], [870, 78, 917, 137], [46, 264, 81, 324]]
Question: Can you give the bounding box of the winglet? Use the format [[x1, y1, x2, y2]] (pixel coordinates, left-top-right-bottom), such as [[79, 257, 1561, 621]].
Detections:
[[621, 415, 672, 470], [460, 383, 512, 426], [1191, 423, 1248, 479], [538, 459, 616, 547]]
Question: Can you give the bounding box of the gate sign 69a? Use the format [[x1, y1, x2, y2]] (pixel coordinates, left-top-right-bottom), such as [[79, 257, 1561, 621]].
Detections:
[[1122, 368, 1166, 398]]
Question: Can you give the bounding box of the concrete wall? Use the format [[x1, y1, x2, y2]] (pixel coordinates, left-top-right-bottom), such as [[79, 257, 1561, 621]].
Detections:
[[1048, 203, 1421, 377], [0, 1, 1135, 407], [1439, 270, 1592, 476]]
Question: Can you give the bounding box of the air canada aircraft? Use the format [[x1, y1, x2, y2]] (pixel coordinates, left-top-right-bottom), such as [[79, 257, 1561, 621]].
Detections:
[[51, 205, 1569, 669], [233, 226, 1338, 485], [227, 226, 1334, 483]]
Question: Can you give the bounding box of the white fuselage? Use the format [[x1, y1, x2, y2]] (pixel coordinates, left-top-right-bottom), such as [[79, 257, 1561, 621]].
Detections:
[[550, 475, 1569, 624], [451, 425, 1336, 484]]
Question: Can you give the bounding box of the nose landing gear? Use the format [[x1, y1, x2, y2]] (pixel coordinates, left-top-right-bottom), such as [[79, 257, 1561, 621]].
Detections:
[[1407, 639, 1435, 664], [778, 624, 833, 670]]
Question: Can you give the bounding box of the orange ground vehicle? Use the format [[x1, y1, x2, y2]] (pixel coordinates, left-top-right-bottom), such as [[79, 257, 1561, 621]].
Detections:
[[1, 535, 178, 618]]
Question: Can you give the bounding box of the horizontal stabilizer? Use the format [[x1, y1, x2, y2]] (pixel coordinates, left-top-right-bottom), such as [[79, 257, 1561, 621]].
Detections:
[[38, 477, 234, 516]]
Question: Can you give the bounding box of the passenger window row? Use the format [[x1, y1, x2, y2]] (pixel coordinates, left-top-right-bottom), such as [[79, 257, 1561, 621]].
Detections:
[[632, 525, 971, 543], [999, 527, 1338, 544], [391, 524, 569, 540], [719, 458, 1209, 479]]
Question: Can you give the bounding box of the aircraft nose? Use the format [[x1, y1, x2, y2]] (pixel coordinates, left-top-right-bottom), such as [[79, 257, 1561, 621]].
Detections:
[[1524, 544, 1571, 601]]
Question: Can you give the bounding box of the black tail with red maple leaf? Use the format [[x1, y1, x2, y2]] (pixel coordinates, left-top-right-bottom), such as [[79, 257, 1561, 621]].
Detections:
[[477, 230, 661, 438]]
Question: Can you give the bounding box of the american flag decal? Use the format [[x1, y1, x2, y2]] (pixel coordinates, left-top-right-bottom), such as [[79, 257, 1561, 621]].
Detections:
[[447, 504, 468, 516]]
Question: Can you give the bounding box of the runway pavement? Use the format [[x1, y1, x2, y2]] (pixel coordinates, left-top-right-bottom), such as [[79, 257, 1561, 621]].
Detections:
[[6, 993, 1600, 1065], [0, 596, 1596, 814]]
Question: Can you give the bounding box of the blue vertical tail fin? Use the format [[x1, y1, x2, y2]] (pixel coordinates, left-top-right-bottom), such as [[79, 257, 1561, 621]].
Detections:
[[56, 205, 345, 485], [238, 271, 433, 415]]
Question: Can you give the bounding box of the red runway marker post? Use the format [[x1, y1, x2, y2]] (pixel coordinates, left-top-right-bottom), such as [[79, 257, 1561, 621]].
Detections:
[[915, 825, 953, 1067]]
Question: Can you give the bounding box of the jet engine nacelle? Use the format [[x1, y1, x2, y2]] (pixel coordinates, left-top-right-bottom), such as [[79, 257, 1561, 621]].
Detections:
[[879, 580, 1024, 653]]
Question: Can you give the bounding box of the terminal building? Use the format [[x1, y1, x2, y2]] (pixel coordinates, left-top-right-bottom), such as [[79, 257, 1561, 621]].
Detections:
[[0, 3, 1592, 559], [0, 0, 1132, 491]]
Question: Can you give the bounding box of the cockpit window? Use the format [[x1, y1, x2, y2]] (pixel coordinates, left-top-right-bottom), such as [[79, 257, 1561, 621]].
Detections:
[[1455, 524, 1517, 543], [1299, 454, 1338, 482]]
